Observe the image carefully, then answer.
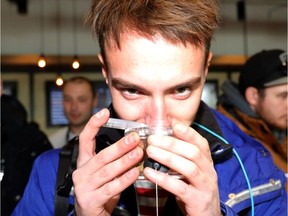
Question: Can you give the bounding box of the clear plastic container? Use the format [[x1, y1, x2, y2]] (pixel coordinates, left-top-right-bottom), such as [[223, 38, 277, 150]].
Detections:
[[124, 126, 183, 180]]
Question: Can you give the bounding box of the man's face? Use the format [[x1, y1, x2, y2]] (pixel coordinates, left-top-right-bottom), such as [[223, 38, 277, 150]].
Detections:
[[256, 84, 288, 130], [63, 82, 96, 127], [100, 33, 212, 127]]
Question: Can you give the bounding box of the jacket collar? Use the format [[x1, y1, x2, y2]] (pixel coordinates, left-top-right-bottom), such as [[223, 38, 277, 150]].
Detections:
[[193, 101, 224, 144]]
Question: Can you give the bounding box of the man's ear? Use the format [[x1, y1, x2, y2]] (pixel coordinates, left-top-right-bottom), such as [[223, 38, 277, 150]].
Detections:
[[204, 51, 213, 77], [245, 87, 259, 106], [98, 53, 109, 85]]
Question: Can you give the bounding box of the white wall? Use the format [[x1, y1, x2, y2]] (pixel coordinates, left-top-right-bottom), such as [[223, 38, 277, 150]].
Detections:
[[212, 1, 287, 55], [1, 0, 287, 56]]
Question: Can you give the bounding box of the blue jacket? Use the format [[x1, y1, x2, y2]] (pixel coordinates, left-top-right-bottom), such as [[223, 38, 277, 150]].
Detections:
[[12, 103, 287, 215]]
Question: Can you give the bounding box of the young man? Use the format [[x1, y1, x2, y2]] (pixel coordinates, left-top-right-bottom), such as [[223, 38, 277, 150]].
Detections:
[[217, 49, 287, 173], [13, 1, 286, 215], [49, 76, 98, 148]]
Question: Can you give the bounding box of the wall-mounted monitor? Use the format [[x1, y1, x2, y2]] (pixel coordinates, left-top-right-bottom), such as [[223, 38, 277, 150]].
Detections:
[[201, 80, 219, 109], [45, 81, 111, 127]]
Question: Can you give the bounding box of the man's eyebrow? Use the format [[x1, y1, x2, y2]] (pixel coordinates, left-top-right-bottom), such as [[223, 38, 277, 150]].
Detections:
[[111, 76, 202, 92], [111, 78, 146, 92], [172, 77, 202, 88], [276, 90, 288, 97]]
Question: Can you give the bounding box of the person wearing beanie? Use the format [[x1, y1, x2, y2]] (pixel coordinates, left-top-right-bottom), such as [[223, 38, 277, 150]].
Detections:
[[217, 49, 287, 175]]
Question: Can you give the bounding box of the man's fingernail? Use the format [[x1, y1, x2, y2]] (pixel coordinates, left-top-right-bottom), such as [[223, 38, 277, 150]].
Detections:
[[174, 123, 188, 134], [125, 168, 138, 178], [125, 132, 136, 145], [96, 108, 107, 119], [128, 148, 140, 159]]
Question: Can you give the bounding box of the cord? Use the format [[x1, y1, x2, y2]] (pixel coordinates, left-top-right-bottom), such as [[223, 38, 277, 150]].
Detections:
[[155, 168, 159, 216], [193, 122, 255, 216]]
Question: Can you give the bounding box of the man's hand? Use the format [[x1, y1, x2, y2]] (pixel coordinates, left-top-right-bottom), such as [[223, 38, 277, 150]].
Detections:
[[143, 123, 222, 216], [72, 108, 144, 216]]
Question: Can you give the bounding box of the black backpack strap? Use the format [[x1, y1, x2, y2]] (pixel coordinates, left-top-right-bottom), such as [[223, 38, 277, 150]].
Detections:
[[55, 136, 79, 216], [53, 120, 123, 216]]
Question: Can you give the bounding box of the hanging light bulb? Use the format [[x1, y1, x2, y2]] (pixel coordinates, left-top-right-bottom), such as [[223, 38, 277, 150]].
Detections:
[[38, 0, 46, 68], [55, 74, 64, 86], [72, 0, 80, 70], [55, 0, 63, 86], [72, 55, 80, 69], [38, 54, 46, 68]]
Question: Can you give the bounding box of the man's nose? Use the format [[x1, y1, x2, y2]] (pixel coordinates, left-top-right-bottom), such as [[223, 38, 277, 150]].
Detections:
[[145, 97, 171, 127], [70, 101, 78, 109]]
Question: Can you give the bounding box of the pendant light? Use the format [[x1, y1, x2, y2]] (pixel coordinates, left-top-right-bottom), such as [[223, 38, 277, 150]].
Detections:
[[72, 0, 80, 70], [38, 0, 46, 68], [55, 0, 63, 86]]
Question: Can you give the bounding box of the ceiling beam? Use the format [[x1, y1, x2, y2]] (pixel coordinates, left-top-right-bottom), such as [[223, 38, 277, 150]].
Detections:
[[1, 54, 248, 73]]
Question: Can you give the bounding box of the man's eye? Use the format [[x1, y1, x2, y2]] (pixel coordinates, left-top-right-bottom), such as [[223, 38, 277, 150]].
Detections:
[[121, 88, 143, 100], [279, 92, 288, 99], [79, 98, 88, 103], [123, 88, 139, 95], [63, 97, 71, 102], [174, 87, 191, 95]]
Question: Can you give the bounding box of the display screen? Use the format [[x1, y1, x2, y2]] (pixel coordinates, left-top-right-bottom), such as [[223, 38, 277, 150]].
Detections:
[[201, 80, 219, 109]]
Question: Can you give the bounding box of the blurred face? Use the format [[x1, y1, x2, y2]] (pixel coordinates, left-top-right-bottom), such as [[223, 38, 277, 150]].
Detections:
[[63, 81, 96, 129], [255, 84, 288, 130], [100, 33, 212, 127]]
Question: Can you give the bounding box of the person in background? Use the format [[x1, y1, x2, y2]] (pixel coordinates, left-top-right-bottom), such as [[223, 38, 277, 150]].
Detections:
[[49, 76, 98, 148], [13, 1, 286, 216], [1, 87, 52, 215], [217, 49, 287, 174]]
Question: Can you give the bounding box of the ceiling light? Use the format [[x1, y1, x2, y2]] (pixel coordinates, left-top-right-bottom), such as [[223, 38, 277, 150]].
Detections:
[[72, 55, 80, 69], [38, 54, 46, 68], [55, 74, 64, 86]]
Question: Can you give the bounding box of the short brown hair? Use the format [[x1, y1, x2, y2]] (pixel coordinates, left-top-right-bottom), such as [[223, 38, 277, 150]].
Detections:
[[63, 76, 96, 98], [85, 0, 219, 59]]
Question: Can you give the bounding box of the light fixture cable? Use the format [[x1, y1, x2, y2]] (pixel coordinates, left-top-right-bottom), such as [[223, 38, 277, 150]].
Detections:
[[38, 0, 46, 68], [56, 0, 63, 86], [72, 0, 80, 70]]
